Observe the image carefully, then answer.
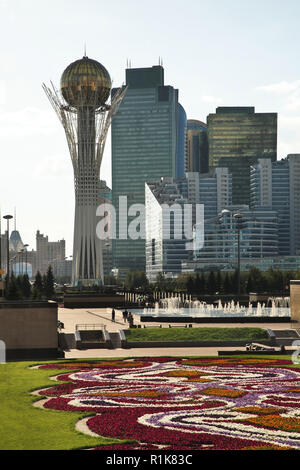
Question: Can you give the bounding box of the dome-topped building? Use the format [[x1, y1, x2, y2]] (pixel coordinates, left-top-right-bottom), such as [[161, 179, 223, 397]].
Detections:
[[60, 56, 111, 108]]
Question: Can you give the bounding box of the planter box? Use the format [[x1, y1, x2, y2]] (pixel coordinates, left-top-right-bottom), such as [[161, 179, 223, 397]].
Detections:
[[123, 339, 273, 349]]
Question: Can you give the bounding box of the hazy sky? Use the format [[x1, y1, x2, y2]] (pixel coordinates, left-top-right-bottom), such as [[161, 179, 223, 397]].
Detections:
[[1, 0, 300, 254]]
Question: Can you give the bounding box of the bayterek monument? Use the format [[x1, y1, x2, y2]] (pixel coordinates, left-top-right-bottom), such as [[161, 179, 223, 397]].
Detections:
[[43, 55, 126, 286]]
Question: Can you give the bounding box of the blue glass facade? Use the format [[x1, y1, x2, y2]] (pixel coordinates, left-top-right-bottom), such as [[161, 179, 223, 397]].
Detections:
[[111, 66, 179, 273], [194, 205, 278, 261], [176, 103, 187, 178]]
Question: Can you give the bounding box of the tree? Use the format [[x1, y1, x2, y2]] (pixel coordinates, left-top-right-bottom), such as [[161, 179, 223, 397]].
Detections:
[[207, 271, 216, 295], [34, 271, 43, 293], [155, 272, 167, 292], [125, 270, 149, 290], [223, 272, 231, 294], [216, 271, 222, 293], [22, 274, 32, 299], [194, 274, 202, 295], [6, 273, 22, 300], [246, 275, 253, 294], [247, 266, 263, 293], [186, 275, 194, 295], [44, 266, 55, 299]]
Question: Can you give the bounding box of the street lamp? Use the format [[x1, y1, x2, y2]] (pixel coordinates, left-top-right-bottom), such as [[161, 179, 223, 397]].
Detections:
[[3, 215, 13, 290], [219, 209, 244, 297], [233, 213, 244, 297], [23, 244, 29, 276]]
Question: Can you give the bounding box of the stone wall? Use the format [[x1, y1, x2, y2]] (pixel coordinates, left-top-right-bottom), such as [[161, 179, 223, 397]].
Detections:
[[0, 300, 59, 359], [290, 280, 300, 326], [63, 293, 125, 308]]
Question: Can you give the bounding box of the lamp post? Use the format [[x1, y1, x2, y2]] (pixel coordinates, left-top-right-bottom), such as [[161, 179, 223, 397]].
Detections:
[[219, 209, 244, 297], [3, 215, 13, 290], [233, 213, 243, 297], [23, 244, 29, 276]]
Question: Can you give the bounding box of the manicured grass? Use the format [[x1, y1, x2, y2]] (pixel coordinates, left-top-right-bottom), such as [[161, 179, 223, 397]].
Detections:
[[0, 360, 132, 450], [1, 354, 297, 450], [124, 327, 269, 342]]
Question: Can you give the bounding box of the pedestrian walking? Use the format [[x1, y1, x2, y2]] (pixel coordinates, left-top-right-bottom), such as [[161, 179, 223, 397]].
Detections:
[[128, 312, 134, 328], [123, 309, 128, 322], [111, 308, 115, 322]]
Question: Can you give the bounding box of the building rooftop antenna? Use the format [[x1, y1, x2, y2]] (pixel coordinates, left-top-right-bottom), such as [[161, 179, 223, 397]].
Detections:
[[84, 42, 87, 58]]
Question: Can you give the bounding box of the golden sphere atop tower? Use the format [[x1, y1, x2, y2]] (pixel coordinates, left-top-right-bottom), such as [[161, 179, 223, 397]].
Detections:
[[60, 56, 111, 108]]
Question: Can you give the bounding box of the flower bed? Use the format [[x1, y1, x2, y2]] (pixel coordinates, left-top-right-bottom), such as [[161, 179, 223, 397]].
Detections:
[[36, 357, 300, 450]]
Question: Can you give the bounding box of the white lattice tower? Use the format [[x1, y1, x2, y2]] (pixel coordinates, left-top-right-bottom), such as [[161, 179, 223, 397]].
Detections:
[[43, 82, 127, 286]]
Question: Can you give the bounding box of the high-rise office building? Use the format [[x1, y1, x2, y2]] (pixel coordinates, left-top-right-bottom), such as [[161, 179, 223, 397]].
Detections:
[[111, 65, 181, 273], [186, 120, 208, 173], [176, 104, 187, 178], [289, 154, 300, 256], [145, 178, 191, 281], [250, 154, 300, 256], [193, 205, 279, 263], [145, 170, 232, 280], [207, 107, 277, 205]]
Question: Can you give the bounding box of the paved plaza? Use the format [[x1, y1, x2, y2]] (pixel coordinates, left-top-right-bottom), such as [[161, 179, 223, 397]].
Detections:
[[58, 307, 296, 359]]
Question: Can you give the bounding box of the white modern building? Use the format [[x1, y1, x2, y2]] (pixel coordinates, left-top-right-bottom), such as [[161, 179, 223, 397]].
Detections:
[[250, 154, 300, 256]]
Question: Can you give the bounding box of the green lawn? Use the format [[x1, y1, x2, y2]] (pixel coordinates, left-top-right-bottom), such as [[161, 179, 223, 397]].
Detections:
[[125, 327, 270, 342], [0, 360, 132, 450], [1, 353, 295, 450]]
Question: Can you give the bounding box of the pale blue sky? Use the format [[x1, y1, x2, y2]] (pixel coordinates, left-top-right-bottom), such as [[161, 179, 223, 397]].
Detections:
[[0, 0, 300, 253]]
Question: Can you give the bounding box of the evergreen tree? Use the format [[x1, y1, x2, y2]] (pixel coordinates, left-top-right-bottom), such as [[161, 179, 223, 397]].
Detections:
[[34, 271, 43, 293], [186, 275, 194, 294], [6, 273, 22, 300], [22, 274, 31, 299], [44, 266, 55, 299], [223, 272, 231, 294], [230, 269, 238, 294], [216, 271, 222, 293], [207, 271, 216, 295], [246, 275, 253, 293]]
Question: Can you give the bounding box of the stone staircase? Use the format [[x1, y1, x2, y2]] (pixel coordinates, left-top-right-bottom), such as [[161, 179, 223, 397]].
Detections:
[[109, 332, 122, 349], [273, 329, 300, 346]]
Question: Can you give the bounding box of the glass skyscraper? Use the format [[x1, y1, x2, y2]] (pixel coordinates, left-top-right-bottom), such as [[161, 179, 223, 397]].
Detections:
[[186, 120, 208, 174], [145, 180, 191, 281], [111, 65, 182, 274], [176, 103, 187, 178], [207, 107, 277, 206], [145, 170, 232, 280]]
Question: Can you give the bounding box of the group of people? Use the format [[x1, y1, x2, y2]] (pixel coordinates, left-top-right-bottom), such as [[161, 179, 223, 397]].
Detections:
[[122, 309, 134, 327], [111, 308, 134, 327]]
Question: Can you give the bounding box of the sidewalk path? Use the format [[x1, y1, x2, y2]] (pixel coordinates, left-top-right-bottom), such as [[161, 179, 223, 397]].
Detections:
[[58, 307, 296, 359]]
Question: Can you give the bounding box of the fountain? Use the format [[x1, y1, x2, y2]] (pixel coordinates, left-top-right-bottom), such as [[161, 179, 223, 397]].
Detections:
[[139, 294, 290, 322]]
